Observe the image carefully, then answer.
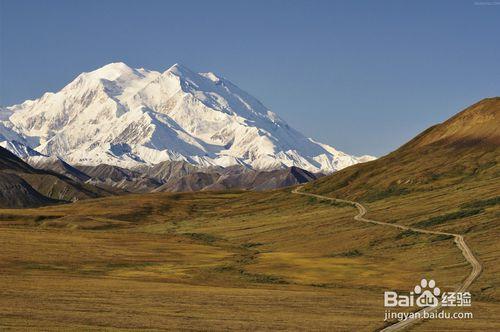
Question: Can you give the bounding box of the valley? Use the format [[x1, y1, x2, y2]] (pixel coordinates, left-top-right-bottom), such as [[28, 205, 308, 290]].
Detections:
[[1, 176, 497, 330], [0, 189, 470, 331]]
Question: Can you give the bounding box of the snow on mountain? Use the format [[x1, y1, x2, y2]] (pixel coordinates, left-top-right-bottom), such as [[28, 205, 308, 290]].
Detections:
[[1, 62, 375, 173]]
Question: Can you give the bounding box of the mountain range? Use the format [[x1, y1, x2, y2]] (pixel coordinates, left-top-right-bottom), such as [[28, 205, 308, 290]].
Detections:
[[0, 62, 373, 173]]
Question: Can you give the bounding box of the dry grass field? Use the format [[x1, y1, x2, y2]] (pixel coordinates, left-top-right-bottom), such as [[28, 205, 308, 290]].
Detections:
[[1, 186, 495, 331]]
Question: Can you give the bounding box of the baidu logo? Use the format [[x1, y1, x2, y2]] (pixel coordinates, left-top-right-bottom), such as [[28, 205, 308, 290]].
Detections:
[[384, 278, 471, 308]]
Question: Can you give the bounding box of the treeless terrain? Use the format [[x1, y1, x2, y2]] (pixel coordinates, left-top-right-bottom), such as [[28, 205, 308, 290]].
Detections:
[[0, 187, 495, 331]]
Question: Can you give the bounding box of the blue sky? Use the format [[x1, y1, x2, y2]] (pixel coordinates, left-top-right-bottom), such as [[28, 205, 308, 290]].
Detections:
[[1, 0, 499, 156]]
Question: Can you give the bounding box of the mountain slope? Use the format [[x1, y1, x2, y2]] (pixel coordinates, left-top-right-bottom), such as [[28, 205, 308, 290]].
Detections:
[[155, 166, 322, 192], [138, 160, 200, 183], [304, 97, 500, 201], [0, 147, 58, 207], [1, 62, 373, 173], [28, 156, 91, 182], [0, 146, 106, 207], [404, 97, 499, 149], [77, 164, 161, 193], [302, 98, 500, 322], [0, 173, 58, 208], [71, 160, 321, 193]]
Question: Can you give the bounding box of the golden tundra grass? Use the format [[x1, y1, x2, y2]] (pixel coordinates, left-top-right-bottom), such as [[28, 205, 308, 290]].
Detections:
[[300, 142, 500, 331], [1, 183, 497, 331], [362, 179, 500, 331]]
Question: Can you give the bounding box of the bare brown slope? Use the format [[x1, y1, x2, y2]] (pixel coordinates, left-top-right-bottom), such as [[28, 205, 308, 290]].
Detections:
[[30, 158, 91, 182], [0, 173, 57, 208], [0, 148, 59, 207], [154, 166, 321, 192], [0, 147, 34, 172], [0, 147, 108, 207]]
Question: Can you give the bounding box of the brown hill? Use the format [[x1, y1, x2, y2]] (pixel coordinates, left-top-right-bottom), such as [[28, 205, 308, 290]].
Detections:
[[405, 97, 499, 149], [304, 97, 500, 201], [0, 173, 57, 208], [302, 98, 500, 328], [154, 166, 321, 192], [0, 147, 106, 207], [30, 157, 91, 182], [74, 162, 321, 193]]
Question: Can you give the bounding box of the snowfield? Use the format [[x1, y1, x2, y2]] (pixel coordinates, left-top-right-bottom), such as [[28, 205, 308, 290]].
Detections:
[[1, 62, 374, 173]]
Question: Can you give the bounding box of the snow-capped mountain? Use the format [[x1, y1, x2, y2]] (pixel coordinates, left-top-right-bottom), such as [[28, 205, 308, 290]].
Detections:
[[1, 63, 374, 173]]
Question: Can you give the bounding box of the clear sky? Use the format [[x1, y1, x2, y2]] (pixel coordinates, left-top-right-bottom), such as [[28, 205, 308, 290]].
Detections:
[[1, 0, 499, 156]]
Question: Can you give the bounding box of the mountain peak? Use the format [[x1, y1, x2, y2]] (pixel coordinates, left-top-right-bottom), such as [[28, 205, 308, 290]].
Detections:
[[87, 62, 136, 81], [102, 61, 131, 69]]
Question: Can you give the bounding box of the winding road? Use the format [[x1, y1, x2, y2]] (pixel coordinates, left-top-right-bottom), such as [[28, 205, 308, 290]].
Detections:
[[291, 187, 482, 331]]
